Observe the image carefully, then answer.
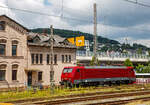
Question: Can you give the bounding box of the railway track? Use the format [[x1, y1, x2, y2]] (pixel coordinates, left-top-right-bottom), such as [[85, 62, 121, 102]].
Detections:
[[32, 90, 150, 105], [87, 96, 150, 105], [8, 86, 148, 104]]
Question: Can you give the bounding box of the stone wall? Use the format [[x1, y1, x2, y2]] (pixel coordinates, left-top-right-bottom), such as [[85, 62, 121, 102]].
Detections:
[[0, 16, 28, 88]]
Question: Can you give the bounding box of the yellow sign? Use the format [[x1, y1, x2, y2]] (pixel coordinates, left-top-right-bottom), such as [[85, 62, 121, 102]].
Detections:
[[67, 37, 75, 45], [76, 36, 85, 47]]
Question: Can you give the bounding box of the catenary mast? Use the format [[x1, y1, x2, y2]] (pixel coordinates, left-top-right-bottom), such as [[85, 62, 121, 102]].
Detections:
[[93, 3, 97, 64]]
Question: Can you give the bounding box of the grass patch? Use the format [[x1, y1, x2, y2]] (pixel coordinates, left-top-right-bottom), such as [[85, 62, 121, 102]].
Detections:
[[0, 84, 150, 102]]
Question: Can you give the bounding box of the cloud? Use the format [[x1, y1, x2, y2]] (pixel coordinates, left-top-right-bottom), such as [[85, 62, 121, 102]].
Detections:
[[0, 0, 150, 47], [97, 0, 150, 27], [0, 0, 17, 20]]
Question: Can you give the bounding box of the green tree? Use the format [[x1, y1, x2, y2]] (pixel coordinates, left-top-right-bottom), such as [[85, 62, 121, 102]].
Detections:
[[148, 51, 150, 56], [136, 64, 150, 73], [90, 56, 99, 66], [137, 48, 142, 54], [124, 59, 133, 67], [136, 64, 144, 73]]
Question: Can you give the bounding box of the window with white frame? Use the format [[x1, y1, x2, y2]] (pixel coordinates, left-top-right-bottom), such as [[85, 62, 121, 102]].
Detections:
[[12, 65, 18, 81], [31, 54, 35, 64], [12, 40, 18, 56], [0, 44, 5, 56], [38, 72, 42, 81], [40, 54, 43, 64], [36, 54, 39, 64], [0, 39, 6, 56], [69, 55, 71, 62], [0, 64, 6, 81], [65, 55, 68, 62], [54, 54, 57, 64], [47, 54, 50, 64], [62, 55, 64, 63]]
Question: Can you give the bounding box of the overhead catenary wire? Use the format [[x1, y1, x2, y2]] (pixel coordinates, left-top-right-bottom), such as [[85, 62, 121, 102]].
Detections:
[[51, 0, 92, 17], [1, 0, 150, 36], [1, 0, 149, 24], [123, 0, 150, 8], [0, 5, 92, 23]]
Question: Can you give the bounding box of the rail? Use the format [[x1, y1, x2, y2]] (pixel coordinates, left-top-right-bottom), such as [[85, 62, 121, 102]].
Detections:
[[33, 90, 150, 105]]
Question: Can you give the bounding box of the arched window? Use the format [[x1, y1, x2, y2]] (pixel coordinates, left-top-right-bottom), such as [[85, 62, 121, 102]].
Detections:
[[12, 40, 18, 56], [0, 21, 5, 30], [0, 64, 6, 81], [0, 39, 7, 56], [12, 64, 18, 81]]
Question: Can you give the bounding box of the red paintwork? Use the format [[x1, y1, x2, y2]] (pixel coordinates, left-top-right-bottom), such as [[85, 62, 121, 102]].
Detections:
[[61, 66, 136, 85]]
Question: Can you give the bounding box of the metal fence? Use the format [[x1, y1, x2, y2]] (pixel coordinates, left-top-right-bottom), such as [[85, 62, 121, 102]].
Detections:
[[76, 51, 150, 59], [136, 78, 150, 84]]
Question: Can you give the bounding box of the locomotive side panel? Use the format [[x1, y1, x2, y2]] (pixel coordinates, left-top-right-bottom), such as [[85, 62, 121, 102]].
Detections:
[[79, 67, 135, 84]]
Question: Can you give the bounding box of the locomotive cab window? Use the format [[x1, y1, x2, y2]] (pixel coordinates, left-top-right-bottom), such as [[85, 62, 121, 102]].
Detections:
[[77, 69, 80, 72], [63, 68, 73, 73]]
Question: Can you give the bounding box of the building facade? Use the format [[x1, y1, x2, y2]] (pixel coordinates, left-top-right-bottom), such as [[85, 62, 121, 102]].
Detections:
[[27, 33, 76, 86], [0, 15, 76, 89]]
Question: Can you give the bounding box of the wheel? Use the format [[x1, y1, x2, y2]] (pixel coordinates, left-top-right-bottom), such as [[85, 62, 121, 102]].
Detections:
[[68, 82, 73, 88], [116, 81, 120, 85], [125, 80, 129, 84], [108, 81, 112, 86]]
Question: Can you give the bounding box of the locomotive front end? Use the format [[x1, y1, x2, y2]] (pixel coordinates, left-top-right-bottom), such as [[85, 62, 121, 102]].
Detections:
[[60, 67, 74, 87]]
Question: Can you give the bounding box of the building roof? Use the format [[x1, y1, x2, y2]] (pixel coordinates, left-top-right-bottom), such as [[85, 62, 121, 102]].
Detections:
[[0, 15, 29, 32], [0, 15, 76, 49], [27, 33, 76, 49], [84, 66, 128, 69]]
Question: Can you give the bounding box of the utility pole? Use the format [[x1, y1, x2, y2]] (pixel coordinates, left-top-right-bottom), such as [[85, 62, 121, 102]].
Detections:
[[93, 3, 97, 64], [61, 0, 64, 17], [50, 25, 54, 93]]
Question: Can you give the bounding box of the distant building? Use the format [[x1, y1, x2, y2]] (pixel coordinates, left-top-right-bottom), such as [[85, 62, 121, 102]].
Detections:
[[97, 43, 105, 50], [0, 15, 76, 89], [84, 40, 90, 54]]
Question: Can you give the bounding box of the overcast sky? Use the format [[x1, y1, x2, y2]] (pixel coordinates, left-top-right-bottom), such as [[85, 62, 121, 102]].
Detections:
[[0, 0, 150, 47]]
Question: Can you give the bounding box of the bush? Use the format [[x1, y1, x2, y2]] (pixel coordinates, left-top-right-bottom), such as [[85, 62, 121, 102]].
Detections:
[[124, 59, 133, 67], [136, 64, 150, 73], [90, 56, 99, 66]]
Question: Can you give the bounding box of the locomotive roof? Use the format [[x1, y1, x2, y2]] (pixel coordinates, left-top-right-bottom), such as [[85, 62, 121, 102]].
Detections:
[[84, 66, 129, 69]]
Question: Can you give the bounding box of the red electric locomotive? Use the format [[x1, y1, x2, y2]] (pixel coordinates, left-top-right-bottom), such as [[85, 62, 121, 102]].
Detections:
[[60, 66, 136, 87]]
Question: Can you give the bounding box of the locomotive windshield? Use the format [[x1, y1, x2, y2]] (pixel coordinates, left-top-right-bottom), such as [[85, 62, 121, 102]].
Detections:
[[63, 68, 73, 73]]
